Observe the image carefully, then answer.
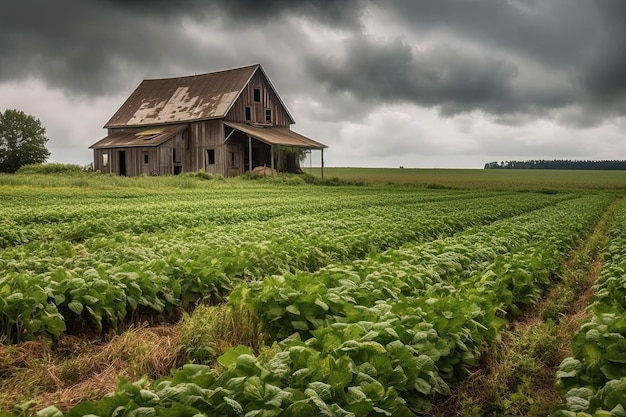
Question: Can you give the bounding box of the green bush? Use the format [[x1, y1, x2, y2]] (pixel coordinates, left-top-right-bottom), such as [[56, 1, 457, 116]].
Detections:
[[16, 163, 87, 175]]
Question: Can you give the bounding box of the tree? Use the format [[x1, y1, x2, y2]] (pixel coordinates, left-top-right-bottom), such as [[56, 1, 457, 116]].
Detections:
[[0, 109, 50, 173]]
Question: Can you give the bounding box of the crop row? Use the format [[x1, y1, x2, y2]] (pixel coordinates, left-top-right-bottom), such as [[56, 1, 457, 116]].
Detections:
[[41, 195, 612, 416], [554, 201, 626, 417], [0, 193, 561, 342], [236, 196, 605, 342], [0, 188, 485, 248]]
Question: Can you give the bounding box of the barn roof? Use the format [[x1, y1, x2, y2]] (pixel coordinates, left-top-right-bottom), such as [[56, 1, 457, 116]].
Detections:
[[89, 125, 188, 149], [104, 64, 294, 128], [225, 122, 327, 149]]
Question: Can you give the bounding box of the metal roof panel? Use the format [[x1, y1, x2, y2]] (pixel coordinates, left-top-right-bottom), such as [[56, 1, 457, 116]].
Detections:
[[104, 65, 259, 128], [89, 124, 188, 149]]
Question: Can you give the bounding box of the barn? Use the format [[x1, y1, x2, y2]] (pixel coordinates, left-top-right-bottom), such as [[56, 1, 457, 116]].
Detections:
[[89, 64, 327, 177]]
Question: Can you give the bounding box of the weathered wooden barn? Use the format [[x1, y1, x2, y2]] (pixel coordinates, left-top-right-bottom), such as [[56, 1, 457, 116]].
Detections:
[[90, 64, 326, 177]]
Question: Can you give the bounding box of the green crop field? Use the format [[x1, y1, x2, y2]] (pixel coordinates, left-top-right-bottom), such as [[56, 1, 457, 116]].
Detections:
[[1, 169, 625, 416], [305, 167, 626, 190]]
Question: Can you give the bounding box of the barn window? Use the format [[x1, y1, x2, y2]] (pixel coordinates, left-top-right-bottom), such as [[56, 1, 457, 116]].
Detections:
[[102, 153, 108, 167], [207, 149, 215, 165], [253, 88, 261, 102], [265, 109, 272, 123], [245, 106, 251, 121]]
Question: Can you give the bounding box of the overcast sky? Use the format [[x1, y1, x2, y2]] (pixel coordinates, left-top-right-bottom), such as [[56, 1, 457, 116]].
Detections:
[[1, 0, 625, 168]]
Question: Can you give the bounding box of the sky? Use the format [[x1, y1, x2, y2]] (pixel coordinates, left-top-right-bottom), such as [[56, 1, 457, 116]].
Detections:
[[1, 0, 625, 169]]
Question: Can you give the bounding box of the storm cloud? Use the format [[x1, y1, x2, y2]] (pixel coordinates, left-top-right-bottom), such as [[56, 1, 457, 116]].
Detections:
[[0, 0, 625, 167]]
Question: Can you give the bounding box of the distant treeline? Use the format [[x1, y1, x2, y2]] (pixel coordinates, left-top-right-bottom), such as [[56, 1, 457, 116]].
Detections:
[[484, 160, 626, 170]]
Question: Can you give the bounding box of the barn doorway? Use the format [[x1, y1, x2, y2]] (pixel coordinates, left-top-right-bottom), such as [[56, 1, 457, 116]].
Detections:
[[118, 151, 126, 176]]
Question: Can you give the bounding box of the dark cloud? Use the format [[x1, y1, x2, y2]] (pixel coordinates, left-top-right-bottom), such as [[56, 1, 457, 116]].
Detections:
[[302, 0, 626, 126], [99, 0, 366, 27], [0, 0, 625, 129], [384, 0, 599, 66], [0, 0, 365, 97], [307, 35, 526, 116], [0, 1, 192, 96], [581, 0, 626, 106]]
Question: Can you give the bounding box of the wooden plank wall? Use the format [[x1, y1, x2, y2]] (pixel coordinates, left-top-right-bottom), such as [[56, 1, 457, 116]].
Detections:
[[93, 146, 165, 176], [188, 120, 228, 175], [225, 71, 292, 127]]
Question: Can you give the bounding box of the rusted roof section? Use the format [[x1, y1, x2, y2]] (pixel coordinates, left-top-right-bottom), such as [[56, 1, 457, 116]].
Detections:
[[225, 122, 327, 149], [89, 125, 187, 149], [104, 65, 260, 128]]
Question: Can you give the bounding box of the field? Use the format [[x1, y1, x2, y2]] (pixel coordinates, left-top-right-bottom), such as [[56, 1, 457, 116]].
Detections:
[[1, 169, 625, 416], [306, 167, 626, 190]]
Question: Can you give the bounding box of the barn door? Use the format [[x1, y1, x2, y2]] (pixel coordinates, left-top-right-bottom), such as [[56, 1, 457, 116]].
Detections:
[[118, 151, 126, 176]]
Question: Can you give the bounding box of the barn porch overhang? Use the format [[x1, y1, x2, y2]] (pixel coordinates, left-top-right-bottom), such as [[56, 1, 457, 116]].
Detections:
[[223, 122, 326, 149], [224, 121, 326, 177]]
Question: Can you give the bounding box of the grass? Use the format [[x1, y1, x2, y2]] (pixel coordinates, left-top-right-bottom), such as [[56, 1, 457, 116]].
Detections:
[[0, 326, 181, 413], [3, 167, 626, 192], [178, 303, 264, 365]]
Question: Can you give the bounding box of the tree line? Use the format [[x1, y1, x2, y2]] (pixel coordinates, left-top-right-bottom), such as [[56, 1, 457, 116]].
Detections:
[[484, 160, 626, 170]]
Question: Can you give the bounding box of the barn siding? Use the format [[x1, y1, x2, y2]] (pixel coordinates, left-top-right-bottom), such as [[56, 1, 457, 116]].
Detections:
[[225, 71, 292, 127], [93, 146, 164, 176], [188, 120, 229, 175]]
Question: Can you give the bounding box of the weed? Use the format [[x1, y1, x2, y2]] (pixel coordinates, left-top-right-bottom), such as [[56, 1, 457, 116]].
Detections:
[[178, 303, 264, 365]]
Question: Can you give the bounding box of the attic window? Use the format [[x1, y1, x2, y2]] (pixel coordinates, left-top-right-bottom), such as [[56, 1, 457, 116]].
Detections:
[[253, 88, 261, 102]]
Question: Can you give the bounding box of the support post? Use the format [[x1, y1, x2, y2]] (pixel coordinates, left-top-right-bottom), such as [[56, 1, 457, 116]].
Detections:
[[248, 135, 252, 173], [321, 148, 325, 179]]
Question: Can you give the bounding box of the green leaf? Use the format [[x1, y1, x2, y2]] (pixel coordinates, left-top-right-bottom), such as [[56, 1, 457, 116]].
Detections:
[[605, 340, 626, 363], [286, 305, 301, 316], [36, 406, 64, 417], [306, 382, 332, 401], [68, 301, 84, 315], [291, 321, 309, 331], [223, 397, 243, 414], [565, 395, 589, 412], [414, 378, 432, 395], [283, 400, 315, 417], [217, 345, 253, 368], [131, 407, 157, 417], [582, 343, 603, 365], [314, 298, 329, 311], [243, 377, 264, 401]]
